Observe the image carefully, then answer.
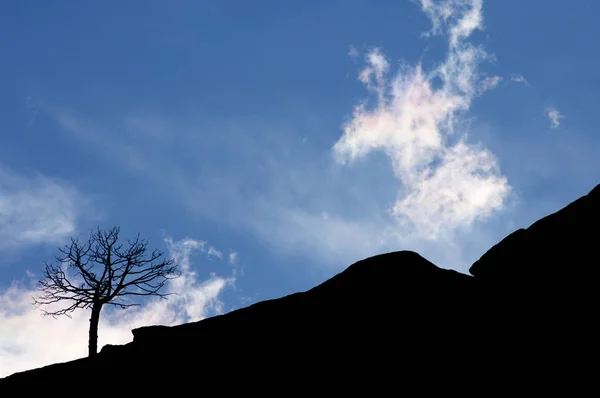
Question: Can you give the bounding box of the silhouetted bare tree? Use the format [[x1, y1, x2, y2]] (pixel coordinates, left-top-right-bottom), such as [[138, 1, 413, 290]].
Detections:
[[33, 226, 180, 357]]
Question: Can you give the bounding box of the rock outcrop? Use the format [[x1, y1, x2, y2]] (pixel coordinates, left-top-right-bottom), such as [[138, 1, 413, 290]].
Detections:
[[2, 184, 599, 392]]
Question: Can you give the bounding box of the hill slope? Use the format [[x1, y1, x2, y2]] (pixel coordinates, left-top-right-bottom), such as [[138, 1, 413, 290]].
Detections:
[[2, 184, 600, 392]]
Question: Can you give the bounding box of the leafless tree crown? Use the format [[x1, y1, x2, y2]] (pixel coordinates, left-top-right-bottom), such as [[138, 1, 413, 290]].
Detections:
[[33, 226, 180, 317]]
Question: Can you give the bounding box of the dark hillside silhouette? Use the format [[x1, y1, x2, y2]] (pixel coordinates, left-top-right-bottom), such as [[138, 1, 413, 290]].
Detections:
[[2, 183, 600, 392]]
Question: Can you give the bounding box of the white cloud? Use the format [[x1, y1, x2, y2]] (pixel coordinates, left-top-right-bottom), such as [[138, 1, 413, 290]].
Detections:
[[207, 246, 223, 259], [228, 251, 238, 264], [510, 73, 530, 86], [0, 164, 90, 249], [546, 107, 564, 129], [420, 0, 483, 46], [348, 45, 359, 59], [479, 75, 502, 94], [333, 0, 510, 239], [358, 48, 390, 101], [0, 236, 235, 378]]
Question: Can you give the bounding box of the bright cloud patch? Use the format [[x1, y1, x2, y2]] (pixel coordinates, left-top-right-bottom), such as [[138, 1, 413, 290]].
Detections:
[[0, 164, 86, 249], [547, 107, 564, 129], [0, 237, 235, 378], [333, 0, 510, 239]]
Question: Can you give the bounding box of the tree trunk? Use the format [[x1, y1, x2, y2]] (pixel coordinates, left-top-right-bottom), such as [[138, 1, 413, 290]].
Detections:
[[88, 303, 102, 357]]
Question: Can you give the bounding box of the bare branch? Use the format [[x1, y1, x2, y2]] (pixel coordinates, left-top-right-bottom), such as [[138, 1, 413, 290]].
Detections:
[[34, 225, 180, 319]]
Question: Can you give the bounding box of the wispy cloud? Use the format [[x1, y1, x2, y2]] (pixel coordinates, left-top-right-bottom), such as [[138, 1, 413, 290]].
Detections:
[[546, 107, 564, 129], [348, 45, 360, 60], [54, 111, 160, 176], [25, 96, 38, 128], [49, 111, 399, 267], [0, 236, 235, 378], [420, 0, 483, 46], [333, 0, 510, 239], [510, 73, 530, 87], [0, 164, 93, 250], [479, 75, 503, 94], [207, 246, 223, 259]]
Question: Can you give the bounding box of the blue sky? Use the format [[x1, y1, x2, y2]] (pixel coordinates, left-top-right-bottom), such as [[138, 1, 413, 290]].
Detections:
[[2, 0, 600, 376]]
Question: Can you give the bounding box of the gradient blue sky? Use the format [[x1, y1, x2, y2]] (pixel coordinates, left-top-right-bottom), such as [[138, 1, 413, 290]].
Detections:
[[2, 0, 600, 377]]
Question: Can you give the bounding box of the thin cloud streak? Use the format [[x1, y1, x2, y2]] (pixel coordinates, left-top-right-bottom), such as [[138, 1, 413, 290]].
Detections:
[[510, 73, 530, 87], [207, 246, 223, 259], [0, 164, 92, 250]]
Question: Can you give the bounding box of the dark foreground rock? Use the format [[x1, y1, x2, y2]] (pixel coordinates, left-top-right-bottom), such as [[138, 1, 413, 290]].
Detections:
[[2, 184, 600, 392]]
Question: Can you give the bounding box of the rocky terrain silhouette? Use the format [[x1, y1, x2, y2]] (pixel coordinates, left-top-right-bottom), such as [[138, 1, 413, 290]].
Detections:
[[2, 183, 599, 392]]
